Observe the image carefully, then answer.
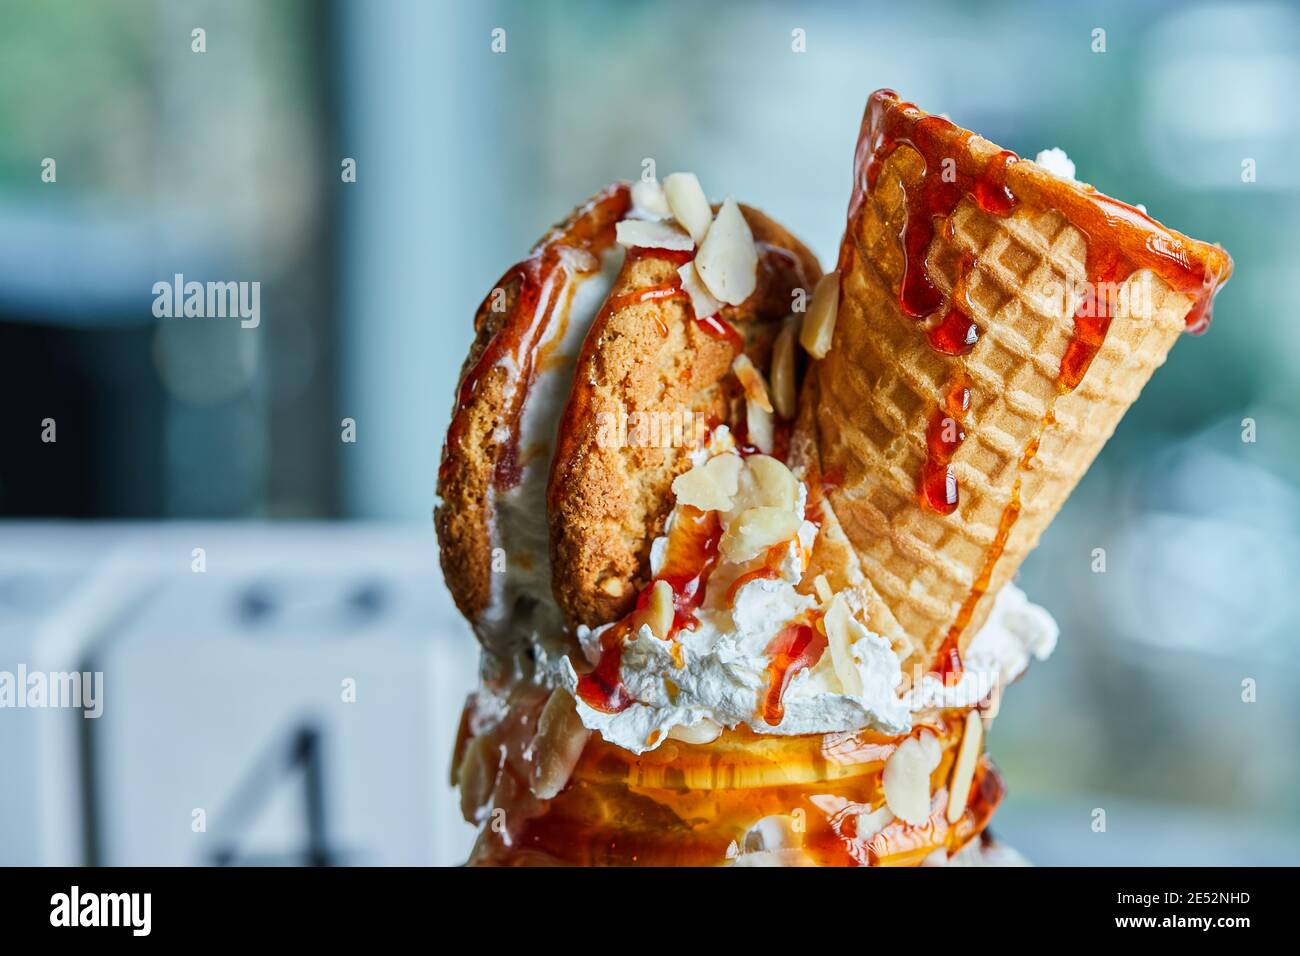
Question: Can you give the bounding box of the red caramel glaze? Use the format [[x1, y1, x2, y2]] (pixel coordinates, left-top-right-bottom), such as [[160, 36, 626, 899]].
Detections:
[[761, 620, 827, 726], [442, 183, 631, 492], [575, 622, 635, 714], [725, 544, 788, 606], [933, 635, 964, 684], [919, 376, 970, 516], [625, 245, 695, 267], [927, 247, 980, 355], [858, 104, 1017, 320], [654, 505, 723, 634], [851, 91, 1231, 347], [604, 278, 686, 314], [575, 506, 721, 714], [930, 421, 1046, 674], [846, 91, 1232, 671], [851, 96, 1018, 518], [605, 277, 687, 339]]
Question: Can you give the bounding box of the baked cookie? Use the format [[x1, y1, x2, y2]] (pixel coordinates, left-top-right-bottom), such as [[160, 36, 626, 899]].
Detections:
[[548, 203, 821, 629], [436, 184, 631, 654]]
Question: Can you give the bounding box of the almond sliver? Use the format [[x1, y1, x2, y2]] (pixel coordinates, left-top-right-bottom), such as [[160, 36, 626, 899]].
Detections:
[[616, 218, 694, 251], [695, 197, 757, 306], [743, 454, 798, 511], [631, 179, 671, 219], [720, 506, 800, 564], [823, 594, 864, 697], [672, 453, 742, 512], [945, 708, 984, 823], [529, 690, 591, 800], [745, 399, 775, 456], [664, 172, 713, 243], [882, 731, 941, 825], [678, 261, 723, 320], [732, 354, 773, 413], [800, 271, 840, 358], [634, 580, 674, 640], [770, 319, 798, 419]]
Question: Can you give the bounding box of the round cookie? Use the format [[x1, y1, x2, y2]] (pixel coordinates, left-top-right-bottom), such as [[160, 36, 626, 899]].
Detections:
[[548, 205, 822, 629], [436, 184, 631, 644]]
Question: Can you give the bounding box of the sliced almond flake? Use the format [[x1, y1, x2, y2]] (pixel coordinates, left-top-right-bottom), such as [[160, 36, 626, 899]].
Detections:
[[695, 197, 757, 305], [663, 172, 713, 242], [945, 708, 984, 823], [639, 579, 674, 640], [813, 574, 833, 604], [720, 505, 800, 564], [678, 261, 723, 320], [745, 399, 775, 456], [770, 319, 799, 419], [630, 178, 671, 219], [529, 690, 591, 800], [615, 218, 694, 251], [800, 271, 840, 358], [743, 454, 798, 511], [667, 718, 723, 744], [823, 594, 864, 697], [882, 731, 941, 825], [732, 353, 774, 413], [671, 453, 742, 512]]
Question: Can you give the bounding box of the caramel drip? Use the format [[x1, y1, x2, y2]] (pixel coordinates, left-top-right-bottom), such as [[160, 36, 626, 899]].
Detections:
[[725, 544, 788, 606], [575, 506, 721, 714], [468, 709, 1001, 867], [760, 621, 826, 726], [441, 183, 631, 492]]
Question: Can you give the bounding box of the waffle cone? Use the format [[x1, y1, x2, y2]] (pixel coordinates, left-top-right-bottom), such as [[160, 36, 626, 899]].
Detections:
[[810, 91, 1232, 673]]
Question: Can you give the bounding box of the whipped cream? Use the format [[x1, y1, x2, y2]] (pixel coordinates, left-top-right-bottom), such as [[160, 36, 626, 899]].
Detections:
[[558, 444, 1058, 755], [1034, 147, 1077, 183]]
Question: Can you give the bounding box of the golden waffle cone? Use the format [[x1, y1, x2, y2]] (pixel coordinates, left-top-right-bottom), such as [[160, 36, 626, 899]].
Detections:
[[454, 690, 1000, 867], [811, 91, 1232, 673]]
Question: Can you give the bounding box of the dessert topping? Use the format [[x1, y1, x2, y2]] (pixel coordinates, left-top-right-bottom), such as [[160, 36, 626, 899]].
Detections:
[[663, 172, 714, 243], [761, 620, 827, 725], [731, 353, 774, 413], [800, 271, 840, 359], [615, 218, 694, 251], [443, 184, 630, 493], [696, 197, 759, 305], [823, 593, 865, 697], [945, 707, 984, 823], [678, 261, 723, 322], [528, 689, 591, 800], [769, 319, 799, 419], [882, 729, 942, 825], [630, 178, 671, 219], [671, 452, 742, 512]]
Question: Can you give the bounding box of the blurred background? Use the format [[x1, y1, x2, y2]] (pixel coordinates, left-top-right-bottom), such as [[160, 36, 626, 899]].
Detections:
[[1, 0, 1296, 865]]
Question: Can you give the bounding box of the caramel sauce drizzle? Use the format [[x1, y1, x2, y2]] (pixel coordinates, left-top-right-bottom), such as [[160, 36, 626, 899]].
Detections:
[[760, 617, 827, 726], [725, 544, 788, 606], [576, 506, 722, 714], [441, 183, 631, 492], [919, 375, 970, 517]]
